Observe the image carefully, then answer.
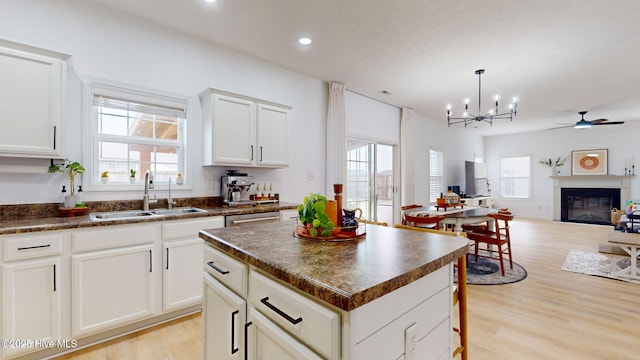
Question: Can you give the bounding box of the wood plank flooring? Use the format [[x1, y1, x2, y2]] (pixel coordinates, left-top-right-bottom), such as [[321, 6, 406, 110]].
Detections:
[[54, 218, 640, 360]]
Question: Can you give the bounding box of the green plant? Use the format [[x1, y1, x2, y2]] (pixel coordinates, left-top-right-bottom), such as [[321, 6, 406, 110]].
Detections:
[[130, 169, 136, 177], [101, 170, 109, 177], [297, 193, 335, 237], [48, 159, 85, 196], [539, 156, 566, 167]]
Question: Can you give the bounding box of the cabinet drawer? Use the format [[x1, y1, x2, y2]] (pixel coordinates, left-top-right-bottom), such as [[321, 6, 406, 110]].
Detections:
[[162, 216, 224, 241], [3, 232, 64, 261], [204, 245, 248, 297], [353, 287, 450, 360], [248, 270, 340, 360], [71, 223, 158, 253]]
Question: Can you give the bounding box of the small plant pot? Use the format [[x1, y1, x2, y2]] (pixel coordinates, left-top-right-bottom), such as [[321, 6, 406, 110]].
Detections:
[[101, 177, 109, 184], [129, 177, 136, 184], [437, 198, 446, 206]]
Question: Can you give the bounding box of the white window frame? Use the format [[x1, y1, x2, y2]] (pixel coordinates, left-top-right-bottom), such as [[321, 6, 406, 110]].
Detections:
[[500, 155, 532, 199], [429, 148, 444, 203], [83, 80, 188, 191]]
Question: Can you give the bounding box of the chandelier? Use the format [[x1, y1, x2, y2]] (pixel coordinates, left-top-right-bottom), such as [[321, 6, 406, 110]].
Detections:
[[446, 69, 518, 127]]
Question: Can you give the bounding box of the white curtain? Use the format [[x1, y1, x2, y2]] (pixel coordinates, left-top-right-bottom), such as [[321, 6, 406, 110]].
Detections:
[[400, 107, 414, 206], [326, 82, 346, 196]]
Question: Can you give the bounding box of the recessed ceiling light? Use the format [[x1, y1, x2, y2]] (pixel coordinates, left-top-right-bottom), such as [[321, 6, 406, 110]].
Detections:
[[298, 37, 312, 45]]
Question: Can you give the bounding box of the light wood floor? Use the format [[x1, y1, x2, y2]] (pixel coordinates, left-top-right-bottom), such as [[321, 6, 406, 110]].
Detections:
[[54, 218, 640, 360]]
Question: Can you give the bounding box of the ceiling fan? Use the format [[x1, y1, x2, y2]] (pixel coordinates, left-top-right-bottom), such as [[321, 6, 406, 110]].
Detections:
[[549, 111, 625, 130]]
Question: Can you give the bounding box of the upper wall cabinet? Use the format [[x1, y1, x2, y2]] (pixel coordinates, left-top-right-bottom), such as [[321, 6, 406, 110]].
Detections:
[[200, 89, 291, 168], [0, 39, 68, 159]]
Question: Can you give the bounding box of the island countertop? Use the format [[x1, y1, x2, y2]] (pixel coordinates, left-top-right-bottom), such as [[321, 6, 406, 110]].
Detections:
[[199, 221, 469, 311]]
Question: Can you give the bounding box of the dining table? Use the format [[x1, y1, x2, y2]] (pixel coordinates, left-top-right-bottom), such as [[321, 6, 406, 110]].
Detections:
[[405, 205, 498, 233]]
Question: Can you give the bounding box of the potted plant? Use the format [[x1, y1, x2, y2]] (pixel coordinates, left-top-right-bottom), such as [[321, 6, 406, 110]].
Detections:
[[129, 169, 136, 184], [48, 159, 85, 207], [100, 170, 109, 184], [539, 156, 566, 176], [297, 193, 335, 237]]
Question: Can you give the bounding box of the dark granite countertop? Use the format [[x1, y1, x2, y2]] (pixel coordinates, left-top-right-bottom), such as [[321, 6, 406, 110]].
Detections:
[[199, 221, 469, 311], [0, 202, 297, 235]]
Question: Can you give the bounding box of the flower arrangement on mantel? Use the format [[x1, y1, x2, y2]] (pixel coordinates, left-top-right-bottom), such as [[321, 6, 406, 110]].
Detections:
[[539, 157, 567, 168]]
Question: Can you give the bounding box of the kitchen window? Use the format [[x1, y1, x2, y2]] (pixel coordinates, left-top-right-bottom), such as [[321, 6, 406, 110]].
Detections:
[[88, 82, 187, 187], [500, 155, 531, 198]]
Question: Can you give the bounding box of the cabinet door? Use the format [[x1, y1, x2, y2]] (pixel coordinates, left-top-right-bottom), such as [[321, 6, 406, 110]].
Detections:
[[2, 257, 62, 359], [203, 272, 246, 360], [163, 238, 204, 312], [0, 44, 64, 158], [71, 244, 156, 337], [256, 104, 289, 167], [212, 94, 256, 165], [247, 307, 323, 360]]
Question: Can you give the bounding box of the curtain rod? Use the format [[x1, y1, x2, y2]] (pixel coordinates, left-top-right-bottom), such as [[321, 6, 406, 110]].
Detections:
[[345, 87, 404, 110]]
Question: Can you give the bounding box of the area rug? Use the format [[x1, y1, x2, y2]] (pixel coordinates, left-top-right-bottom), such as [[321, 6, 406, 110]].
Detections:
[[455, 256, 528, 285], [561, 249, 640, 284]]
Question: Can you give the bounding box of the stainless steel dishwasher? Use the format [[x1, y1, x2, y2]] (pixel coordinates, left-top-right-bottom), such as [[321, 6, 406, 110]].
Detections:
[[225, 211, 281, 227]]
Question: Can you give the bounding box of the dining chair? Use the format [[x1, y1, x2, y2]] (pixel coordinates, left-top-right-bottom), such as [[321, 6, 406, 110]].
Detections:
[[466, 212, 514, 276], [403, 213, 445, 230], [400, 204, 423, 225], [393, 224, 468, 360]]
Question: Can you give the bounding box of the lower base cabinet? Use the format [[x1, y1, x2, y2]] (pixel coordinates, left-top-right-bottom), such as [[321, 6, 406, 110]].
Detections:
[[163, 238, 204, 312], [203, 244, 453, 360], [71, 244, 156, 338], [2, 257, 62, 359], [203, 271, 246, 360], [248, 307, 323, 360]]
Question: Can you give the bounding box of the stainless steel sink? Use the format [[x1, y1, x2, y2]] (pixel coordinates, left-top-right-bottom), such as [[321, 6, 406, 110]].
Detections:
[[89, 210, 161, 221], [151, 207, 208, 216], [89, 207, 207, 221]]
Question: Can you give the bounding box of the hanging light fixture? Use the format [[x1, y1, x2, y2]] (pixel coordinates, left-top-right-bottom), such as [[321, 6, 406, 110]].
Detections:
[[446, 69, 518, 127]]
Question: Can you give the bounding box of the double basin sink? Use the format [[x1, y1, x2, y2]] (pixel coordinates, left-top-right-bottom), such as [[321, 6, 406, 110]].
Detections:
[[89, 207, 207, 221]]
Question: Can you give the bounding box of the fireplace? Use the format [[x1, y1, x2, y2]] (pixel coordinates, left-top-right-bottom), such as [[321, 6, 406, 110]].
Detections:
[[561, 187, 620, 225]]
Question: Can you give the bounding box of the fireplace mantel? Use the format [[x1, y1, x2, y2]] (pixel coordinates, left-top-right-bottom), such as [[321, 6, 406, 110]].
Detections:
[[552, 175, 634, 221]]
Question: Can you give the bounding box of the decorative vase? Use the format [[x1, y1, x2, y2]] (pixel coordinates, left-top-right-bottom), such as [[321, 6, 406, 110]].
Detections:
[[101, 177, 109, 184], [129, 176, 136, 184]]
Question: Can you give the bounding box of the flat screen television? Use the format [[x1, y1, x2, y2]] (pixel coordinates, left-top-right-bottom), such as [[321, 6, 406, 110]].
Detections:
[[465, 161, 487, 197]]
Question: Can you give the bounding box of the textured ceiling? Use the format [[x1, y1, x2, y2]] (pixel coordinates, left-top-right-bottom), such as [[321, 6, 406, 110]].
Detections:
[[85, 0, 640, 136]]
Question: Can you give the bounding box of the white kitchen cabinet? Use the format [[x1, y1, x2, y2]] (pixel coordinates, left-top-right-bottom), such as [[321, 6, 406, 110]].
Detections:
[[1, 231, 65, 359], [71, 224, 159, 338], [255, 103, 289, 167], [247, 307, 323, 360], [2, 257, 62, 359], [203, 271, 246, 360], [0, 39, 67, 158], [161, 217, 223, 312], [200, 89, 291, 168]]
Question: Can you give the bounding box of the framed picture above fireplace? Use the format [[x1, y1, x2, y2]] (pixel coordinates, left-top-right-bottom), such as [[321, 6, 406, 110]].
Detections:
[[571, 149, 608, 175]]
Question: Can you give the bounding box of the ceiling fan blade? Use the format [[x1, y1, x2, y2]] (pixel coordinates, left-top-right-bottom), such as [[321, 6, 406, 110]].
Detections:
[[592, 121, 625, 126], [547, 125, 574, 130], [589, 118, 609, 124]]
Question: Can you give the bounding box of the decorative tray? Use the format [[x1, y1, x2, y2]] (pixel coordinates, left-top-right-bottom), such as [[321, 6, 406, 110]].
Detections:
[[293, 223, 366, 242], [57, 207, 88, 217]]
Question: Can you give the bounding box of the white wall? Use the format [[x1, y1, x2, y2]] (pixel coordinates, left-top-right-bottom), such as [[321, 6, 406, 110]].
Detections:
[[408, 112, 484, 206], [484, 123, 640, 219], [0, 0, 327, 205]]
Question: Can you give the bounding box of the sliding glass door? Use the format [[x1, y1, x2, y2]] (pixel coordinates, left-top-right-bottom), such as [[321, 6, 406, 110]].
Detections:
[[345, 139, 397, 225]]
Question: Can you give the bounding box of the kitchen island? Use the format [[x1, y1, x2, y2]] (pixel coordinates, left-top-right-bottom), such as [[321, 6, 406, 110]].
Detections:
[[199, 221, 468, 360]]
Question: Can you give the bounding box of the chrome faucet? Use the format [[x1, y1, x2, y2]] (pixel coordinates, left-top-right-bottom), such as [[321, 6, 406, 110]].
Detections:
[[168, 177, 177, 209], [143, 170, 157, 211]]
